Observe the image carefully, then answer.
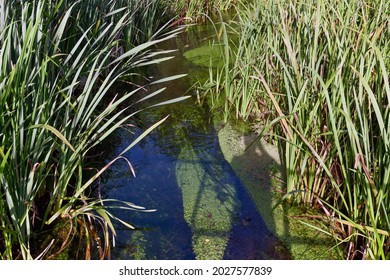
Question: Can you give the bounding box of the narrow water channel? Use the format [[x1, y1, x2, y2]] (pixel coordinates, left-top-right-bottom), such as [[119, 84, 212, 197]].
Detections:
[[101, 24, 289, 260]]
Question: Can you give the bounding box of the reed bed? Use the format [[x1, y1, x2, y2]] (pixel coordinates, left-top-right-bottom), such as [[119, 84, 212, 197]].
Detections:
[[171, 0, 238, 21], [204, 0, 390, 259], [0, 0, 187, 259]]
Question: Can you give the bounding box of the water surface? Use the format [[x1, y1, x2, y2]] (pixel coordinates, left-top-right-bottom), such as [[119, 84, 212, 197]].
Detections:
[[101, 24, 289, 260]]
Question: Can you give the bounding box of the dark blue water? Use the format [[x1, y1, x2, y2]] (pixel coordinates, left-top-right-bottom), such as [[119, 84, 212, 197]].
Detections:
[[100, 25, 289, 260]]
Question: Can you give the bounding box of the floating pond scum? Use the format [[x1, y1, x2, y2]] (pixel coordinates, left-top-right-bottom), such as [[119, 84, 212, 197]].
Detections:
[[176, 144, 239, 260], [176, 140, 288, 260]]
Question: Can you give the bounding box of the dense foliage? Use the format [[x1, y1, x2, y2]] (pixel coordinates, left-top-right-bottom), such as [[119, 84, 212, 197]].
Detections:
[[0, 0, 186, 259], [203, 0, 389, 259]]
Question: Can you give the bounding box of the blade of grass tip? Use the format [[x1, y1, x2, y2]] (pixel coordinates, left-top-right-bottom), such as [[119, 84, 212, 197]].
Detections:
[[145, 49, 178, 59], [105, 212, 135, 230], [135, 56, 175, 67], [148, 96, 191, 108], [95, 208, 117, 237], [369, 43, 389, 104], [107, 12, 130, 42], [110, 40, 158, 64], [334, 218, 390, 237], [92, 22, 114, 46], [53, 3, 77, 51], [74, 51, 109, 126], [111, 33, 181, 65], [30, 124, 75, 152], [311, 0, 321, 71], [74, 116, 170, 199], [149, 74, 188, 85], [117, 156, 136, 178], [118, 116, 169, 157], [379, 68, 389, 108], [63, 27, 92, 66], [86, 107, 142, 150], [135, 87, 166, 103], [103, 205, 156, 212], [88, 109, 139, 148], [149, 18, 184, 40], [103, 6, 128, 18], [93, 199, 148, 210]]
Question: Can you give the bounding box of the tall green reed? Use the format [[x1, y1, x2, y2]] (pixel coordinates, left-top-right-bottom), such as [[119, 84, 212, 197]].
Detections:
[[0, 0, 187, 259], [204, 0, 389, 259], [172, 0, 237, 21]]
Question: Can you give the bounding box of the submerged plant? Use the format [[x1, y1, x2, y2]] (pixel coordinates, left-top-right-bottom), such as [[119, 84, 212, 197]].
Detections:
[[0, 0, 188, 259]]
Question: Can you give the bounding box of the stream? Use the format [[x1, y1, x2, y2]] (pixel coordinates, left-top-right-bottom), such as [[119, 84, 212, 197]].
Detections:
[[101, 23, 290, 260]]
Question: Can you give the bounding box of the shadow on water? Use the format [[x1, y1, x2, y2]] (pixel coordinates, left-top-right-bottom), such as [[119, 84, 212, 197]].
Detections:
[[176, 117, 291, 259], [220, 127, 292, 259], [100, 23, 291, 259], [224, 128, 338, 259]]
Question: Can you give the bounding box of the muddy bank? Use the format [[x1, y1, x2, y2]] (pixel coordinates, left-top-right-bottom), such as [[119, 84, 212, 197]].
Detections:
[[217, 122, 341, 260]]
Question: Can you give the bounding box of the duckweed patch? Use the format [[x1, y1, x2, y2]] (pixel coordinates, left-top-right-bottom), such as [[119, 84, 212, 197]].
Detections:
[[176, 146, 239, 259], [184, 43, 224, 68]]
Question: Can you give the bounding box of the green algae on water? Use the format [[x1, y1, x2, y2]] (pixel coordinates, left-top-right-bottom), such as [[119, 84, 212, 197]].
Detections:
[[175, 145, 239, 260], [184, 43, 224, 68], [216, 123, 342, 259]]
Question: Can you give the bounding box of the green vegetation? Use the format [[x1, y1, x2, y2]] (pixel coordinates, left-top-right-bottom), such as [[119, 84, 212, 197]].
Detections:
[[176, 145, 239, 259], [2, 0, 388, 260], [218, 123, 342, 259], [203, 0, 390, 259], [0, 0, 188, 259], [171, 0, 237, 21], [184, 43, 224, 68], [128, 231, 147, 260]]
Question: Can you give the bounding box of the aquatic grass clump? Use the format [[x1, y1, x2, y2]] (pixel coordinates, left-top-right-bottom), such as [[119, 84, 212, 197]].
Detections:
[[204, 0, 390, 259], [172, 0, 238, 21], [200, 5, 263, 122], [0, 0, 187, 259]]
